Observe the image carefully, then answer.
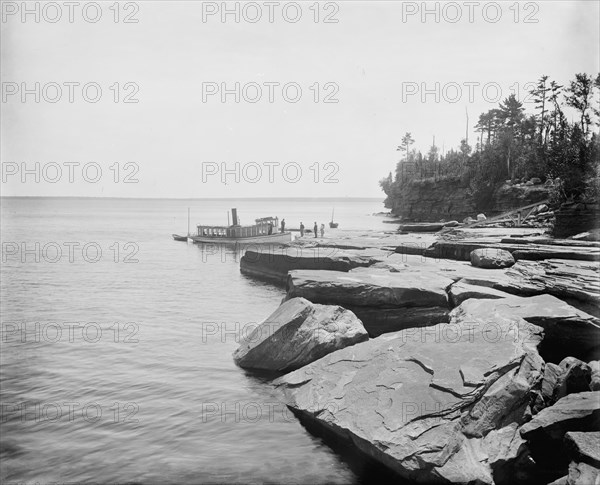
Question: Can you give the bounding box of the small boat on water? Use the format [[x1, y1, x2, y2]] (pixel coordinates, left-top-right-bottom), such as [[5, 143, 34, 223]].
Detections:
[[173, 208, 193, 242], [329, 208, 339, 229], [187, 208, 292, 245]]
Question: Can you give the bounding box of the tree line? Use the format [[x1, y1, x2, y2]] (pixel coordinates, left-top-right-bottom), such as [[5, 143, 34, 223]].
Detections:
[[380, 73, 600, 208]]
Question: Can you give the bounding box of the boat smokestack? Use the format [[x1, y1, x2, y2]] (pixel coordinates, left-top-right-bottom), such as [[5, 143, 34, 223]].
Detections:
[[231, 208, 239, 226]]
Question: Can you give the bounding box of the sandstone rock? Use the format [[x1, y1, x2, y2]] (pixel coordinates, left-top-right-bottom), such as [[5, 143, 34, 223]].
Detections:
[[471, 248, 516, 269], [239, 247, 377, 284], [565, 431, 600, 467], [287, 269, 452, 308], [426, 240, 600, 262], [520, 391, 600, 441], [343, 305, 449, 337], [444, 220, 460, 227], [448, 280, 513, 307], [502, 259, 600, 306], [533, 362, 563, 414], [275, 298, 545, 484], [477, 213, 487, 221], [590, 361, 600, 391], [565, 461, 600, 484], [555, 358, 593, 401], [449, 295, 600, 363], [233, 297, 368, 372], [398, 222, 444, 232], [285, 268, 452, 336]]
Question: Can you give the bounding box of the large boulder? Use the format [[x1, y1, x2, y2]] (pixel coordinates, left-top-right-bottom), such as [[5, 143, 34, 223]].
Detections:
[[233, 297, 368, 372], [275, 296, 546, 484], [471, 248, 516, 269], [285, 268, 453, 336], [554, 358, 593, 401]]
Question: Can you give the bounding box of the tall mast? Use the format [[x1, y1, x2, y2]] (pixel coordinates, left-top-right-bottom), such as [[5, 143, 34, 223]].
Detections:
[[465, 107, 469, 144]]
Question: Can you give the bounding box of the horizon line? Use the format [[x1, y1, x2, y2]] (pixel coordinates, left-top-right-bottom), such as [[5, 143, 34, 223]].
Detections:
[[0, 195, 385, 201]]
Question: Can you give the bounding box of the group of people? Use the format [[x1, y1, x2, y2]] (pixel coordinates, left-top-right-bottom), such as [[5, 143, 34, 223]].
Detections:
[[299, 221, 324, 238], [279, 219, 325, 238]]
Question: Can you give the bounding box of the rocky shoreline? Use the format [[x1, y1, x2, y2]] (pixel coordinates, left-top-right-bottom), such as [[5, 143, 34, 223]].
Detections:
[[233, 226, 600, 484]]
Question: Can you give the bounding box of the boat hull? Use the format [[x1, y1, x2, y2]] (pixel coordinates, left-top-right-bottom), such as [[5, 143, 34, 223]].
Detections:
[[189, 232, 292, 245], [172, 234, 188, 241]]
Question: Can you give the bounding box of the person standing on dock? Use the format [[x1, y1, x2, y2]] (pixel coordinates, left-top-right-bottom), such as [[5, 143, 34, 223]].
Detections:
[[313, 222, 318, 238], [300, 222, 305, 237], [320, 223, 325, 238], [281, 219, 285, 233]]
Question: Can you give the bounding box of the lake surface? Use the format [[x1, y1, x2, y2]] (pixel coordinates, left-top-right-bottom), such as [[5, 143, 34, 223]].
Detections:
[[1, 197, 399, 485]]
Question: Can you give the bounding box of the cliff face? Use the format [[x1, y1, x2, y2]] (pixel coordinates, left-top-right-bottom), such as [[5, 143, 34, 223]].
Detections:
[[385, 178, 474, 221], [385, 178, 550, 222]]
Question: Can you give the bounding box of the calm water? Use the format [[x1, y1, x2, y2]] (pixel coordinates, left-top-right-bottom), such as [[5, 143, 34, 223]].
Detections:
[[0, 197, 390, 485]]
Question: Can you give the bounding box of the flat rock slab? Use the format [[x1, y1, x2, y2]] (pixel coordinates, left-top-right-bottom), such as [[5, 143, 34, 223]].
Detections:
[[275, 298, 545, 484], [286, 268, 453, 308], [239, 247, 379, 284], [449, 294, 597, 327], [343, 305, 449, 337], [285, 269, 453, 336], [289, 230, 438, 253], [448, 281, 514, 306], [425, 239, 600, 262], [450, 295, 600, 361], [233, 297, 368, 373], [520, 391, 600, 440], [503, 259, 600, 306], [565, 431, 600, 467], [398, 222, 445, 232]]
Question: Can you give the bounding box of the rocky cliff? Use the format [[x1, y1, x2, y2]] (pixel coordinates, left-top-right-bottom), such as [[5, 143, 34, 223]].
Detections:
[[384, 178, 550, 222]]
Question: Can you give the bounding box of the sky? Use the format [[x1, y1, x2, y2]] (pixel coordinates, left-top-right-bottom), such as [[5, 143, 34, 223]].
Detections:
[[1, 0, 599, 198]]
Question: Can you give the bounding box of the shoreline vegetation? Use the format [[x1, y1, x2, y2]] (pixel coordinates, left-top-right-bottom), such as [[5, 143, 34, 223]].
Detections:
[[229, 74, 600, 483], [379, 73, 600, 231]]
